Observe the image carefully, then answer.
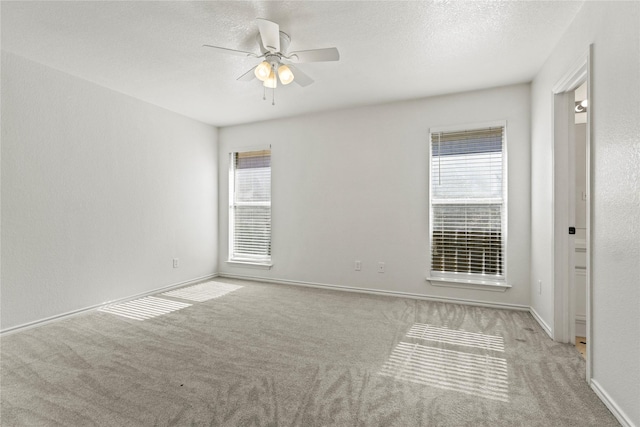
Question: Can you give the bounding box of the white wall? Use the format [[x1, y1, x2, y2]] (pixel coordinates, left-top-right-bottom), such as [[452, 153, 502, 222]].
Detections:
[[218, 84, 531, 308], [530, 2, 639, 425], [1, 52, 218, 331]]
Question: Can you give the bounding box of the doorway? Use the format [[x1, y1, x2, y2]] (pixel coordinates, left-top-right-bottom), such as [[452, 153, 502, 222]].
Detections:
[[552, 45, 592, 382], [573, 81, 588, 360]]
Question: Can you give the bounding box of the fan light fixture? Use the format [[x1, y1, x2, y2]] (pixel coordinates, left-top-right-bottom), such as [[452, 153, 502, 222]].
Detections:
[[254, 61, 271, 81], [264, 68, 278, 88], [278, 65, 294, 85], [255, 61, 295, 87]]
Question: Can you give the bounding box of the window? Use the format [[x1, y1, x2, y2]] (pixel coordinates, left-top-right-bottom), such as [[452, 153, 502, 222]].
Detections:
[[429, 125, 506, 285], [228, 149, 271, 266]]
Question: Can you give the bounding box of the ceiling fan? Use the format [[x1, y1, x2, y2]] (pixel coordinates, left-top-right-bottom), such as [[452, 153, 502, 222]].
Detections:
[[203, 18, 340, 103]]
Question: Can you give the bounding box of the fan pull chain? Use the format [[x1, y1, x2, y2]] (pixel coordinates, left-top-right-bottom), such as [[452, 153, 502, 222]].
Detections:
[[271, 63, 276, 106], [263, 86, 266, 101]]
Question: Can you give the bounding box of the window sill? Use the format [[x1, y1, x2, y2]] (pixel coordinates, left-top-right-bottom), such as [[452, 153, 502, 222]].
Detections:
[[426, 276, 511, 292], [226, 260, 273, 270]]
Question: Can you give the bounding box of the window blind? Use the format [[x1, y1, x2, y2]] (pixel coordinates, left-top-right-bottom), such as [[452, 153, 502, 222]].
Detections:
[[230, 149, 271, 263], [430, 127, 505, 278]]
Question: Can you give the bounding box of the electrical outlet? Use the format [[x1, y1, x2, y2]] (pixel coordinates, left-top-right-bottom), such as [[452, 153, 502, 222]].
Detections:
[[378, 262, 385, 273], [538, 280, 542, 295], [173, 258, 179, 268], [355, 260, 362, 271]]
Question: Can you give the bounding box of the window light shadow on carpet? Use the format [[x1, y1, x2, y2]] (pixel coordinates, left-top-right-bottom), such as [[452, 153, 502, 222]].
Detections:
[[407, 323, 505, 352], [379, 324, 508, 401], [161, 281, 243, 302], [379, 342, 509, 402], [98, 296, 191, 321]]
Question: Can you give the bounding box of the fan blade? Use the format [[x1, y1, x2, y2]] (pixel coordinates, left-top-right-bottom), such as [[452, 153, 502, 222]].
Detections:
[[289, 47, 340, 63], [288, 64, 314, 87], [256, 18, 280, 52], [237, 66, 257, 82], [202, 45, 258, 58]]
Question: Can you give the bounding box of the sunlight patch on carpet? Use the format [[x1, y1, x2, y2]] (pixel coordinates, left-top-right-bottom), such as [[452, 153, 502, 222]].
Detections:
[[406, 323, 505, 352], [98, 296, 191, 321], [379, 342, 509, 402], [161, 281, 243, 302]]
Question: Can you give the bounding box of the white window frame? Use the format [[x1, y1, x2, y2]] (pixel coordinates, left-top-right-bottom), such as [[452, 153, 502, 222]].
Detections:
[[427, 121, 509, 290], [227, 147, 273, 269]]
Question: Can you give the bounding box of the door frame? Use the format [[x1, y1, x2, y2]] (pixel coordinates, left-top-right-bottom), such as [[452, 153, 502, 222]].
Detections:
[[551, 44, 593, 382]]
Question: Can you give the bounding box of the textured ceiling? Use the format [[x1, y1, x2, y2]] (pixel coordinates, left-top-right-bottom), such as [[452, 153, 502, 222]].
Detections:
[[1, 1, 584, 127]]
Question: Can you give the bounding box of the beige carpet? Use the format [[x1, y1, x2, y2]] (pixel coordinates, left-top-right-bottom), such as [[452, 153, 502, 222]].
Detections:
[[0, 278, 618, 426]]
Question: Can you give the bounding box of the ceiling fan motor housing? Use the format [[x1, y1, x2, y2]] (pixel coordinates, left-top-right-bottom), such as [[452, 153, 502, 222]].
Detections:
[[257, 31, 291, 56]]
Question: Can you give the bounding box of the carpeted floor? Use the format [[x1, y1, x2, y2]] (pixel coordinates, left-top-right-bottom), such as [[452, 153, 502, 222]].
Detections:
[[0, 278, 618, 426]]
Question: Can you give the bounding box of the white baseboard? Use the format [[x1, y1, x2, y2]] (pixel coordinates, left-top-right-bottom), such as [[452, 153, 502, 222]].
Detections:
[[529, 306, 553, 338], [218, 273, 530, 312], [0, 273, 219, 336], [591, 379, 635, 427]]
